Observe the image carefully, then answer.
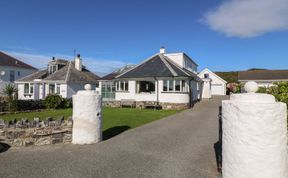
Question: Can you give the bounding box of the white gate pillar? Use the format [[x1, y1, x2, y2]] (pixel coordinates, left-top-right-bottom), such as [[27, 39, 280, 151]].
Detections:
[[222, 81, 288, 178], [72, 84, 102, 144]]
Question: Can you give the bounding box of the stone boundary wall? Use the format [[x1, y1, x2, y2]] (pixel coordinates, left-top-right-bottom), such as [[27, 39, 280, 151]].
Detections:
[[103, 100, 189, 110], [0, 118, 73, 147]]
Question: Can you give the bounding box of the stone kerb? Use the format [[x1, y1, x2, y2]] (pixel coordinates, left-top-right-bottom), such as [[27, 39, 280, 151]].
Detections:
[[72, 84, 102, 144], [222, 81, 288, 178]]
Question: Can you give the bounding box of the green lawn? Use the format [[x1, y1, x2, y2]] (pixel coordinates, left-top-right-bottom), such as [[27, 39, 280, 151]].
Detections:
[[0, 108, 181, 140]]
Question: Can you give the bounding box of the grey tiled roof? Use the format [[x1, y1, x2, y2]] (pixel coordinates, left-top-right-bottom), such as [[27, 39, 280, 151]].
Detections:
[[17, 70, 48, 82], [116, 54, 198, 79], [16, 61, 100, 84]]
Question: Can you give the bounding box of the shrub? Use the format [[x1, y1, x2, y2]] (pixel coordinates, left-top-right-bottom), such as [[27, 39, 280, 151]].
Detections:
[[44, 94, 63, 109], [59, 98, 73, 108], [16, 100, 45, 111], [1, 83, 17, 112], [257, 87, 267, 93], [227, 83, 243, 94], [268, 82, 288, 105]]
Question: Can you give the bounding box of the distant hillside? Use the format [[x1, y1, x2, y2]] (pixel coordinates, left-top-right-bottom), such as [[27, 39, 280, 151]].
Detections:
[[215, 71, 239, 83]]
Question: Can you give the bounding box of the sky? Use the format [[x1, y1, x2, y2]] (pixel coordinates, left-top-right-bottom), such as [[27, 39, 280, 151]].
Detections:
[[1, 0, 288, 76]]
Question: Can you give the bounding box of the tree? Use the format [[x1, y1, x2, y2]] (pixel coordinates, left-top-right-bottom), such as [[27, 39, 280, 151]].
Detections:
[[1, 83, 17, 111]]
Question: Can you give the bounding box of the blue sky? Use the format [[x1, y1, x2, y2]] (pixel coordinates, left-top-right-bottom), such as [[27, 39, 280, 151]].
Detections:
[[1, 0, 288, 76]]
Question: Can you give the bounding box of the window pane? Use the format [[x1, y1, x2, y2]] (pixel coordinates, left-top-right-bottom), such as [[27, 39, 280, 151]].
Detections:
[[49, 84, 55, 94], [168, 80, 174, 91], [182, 80, 186, 92], [138, 81, 155, 93], [24, 83, 29, 93], [120, 81, 124, 91], [112, 86, 116, 92], [124, 81, 128, 91], [175, 80, 180, 91], [163, 80, 168, 91], [52, 65, 57, 73], [107, 85, 111, 92], [30, 83, 34, 93], [10, 71, 15, 82], [56, 84, 60, 94]]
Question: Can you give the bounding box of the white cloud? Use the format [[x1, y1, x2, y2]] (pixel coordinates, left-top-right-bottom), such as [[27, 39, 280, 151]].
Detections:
[[203, 0, 288, 38], [4, 51, 128, 76]]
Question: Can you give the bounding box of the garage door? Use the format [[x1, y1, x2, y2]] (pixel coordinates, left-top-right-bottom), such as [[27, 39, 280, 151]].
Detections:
[[211, 84, 224, 95]]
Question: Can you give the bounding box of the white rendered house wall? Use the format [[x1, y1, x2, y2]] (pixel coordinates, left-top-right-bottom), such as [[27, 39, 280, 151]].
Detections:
[[115, 80, 196, 104]]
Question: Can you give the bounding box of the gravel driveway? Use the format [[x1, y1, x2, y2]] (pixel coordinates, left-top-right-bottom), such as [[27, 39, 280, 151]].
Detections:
[[0, 97, 227, 178]]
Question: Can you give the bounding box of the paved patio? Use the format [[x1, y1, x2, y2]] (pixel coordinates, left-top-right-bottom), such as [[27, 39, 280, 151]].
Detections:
[[0, 97, 227, 178]]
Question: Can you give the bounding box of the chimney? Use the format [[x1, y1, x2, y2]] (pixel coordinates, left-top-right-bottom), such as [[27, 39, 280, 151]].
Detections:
[[75, 54, 82, 71], [160, 46, 166, 54]]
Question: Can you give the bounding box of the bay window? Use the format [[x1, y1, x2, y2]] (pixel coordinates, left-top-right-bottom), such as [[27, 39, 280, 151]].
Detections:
[[116, 81, 129, 91], [163, 80, 188, 92]]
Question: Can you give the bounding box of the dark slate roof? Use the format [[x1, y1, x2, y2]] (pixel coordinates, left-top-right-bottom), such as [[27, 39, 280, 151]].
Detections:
[[238, 69, 288, 81], [17, 60, 100, 83], [99, 65, 136, 80], [116, 54, 197, 79], [0, 51, 37, 70], [100, 72, 119, 80]]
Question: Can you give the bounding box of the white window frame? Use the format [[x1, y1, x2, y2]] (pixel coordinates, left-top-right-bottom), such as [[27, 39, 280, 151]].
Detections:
[[162, 80, 188, 92], [116, 81, 129, 92], [24, 83, 34, 94], [56, 84, 61, 94]]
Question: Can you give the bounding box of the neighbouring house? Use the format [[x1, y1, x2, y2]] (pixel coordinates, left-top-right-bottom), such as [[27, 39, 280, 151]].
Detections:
[[0, 51, 37, 91], [238, 69, 288, 87], [198, 68, 227, 98], [112, 47, 202, 109], [15, 54, 100, 100], [97, 65, 135, 101]]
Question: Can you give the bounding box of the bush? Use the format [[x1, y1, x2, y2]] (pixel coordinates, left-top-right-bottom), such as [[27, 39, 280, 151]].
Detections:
[[43, 94, 73, 109], [268, 82, 288, 105], [257, 87, 267, 93], [227, 83, 243, 94], [44, 94, 63, 109], [60, 98, 73, 108], [16, 100, 45, 111]]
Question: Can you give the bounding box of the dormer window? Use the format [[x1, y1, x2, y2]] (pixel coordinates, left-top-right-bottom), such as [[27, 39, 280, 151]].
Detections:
[[48, 64, 58, 75], [48, 58, 68, 75]]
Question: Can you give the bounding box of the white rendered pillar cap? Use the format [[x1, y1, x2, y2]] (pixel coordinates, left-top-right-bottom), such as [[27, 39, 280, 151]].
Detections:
[[230, 81, 275, 103], [244, 81, 258, 93], [84, 84, 92, 90]]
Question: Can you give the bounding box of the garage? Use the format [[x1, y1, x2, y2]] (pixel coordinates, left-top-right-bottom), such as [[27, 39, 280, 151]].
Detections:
[[198, 68, 227, 97], [211, 84, 225, 95]]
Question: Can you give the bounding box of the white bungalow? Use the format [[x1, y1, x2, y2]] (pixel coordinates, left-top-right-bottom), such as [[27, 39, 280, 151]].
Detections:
[[113, 47, 202, 109], [15, 54, 100, 100], [198, 68, 227, 98]]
